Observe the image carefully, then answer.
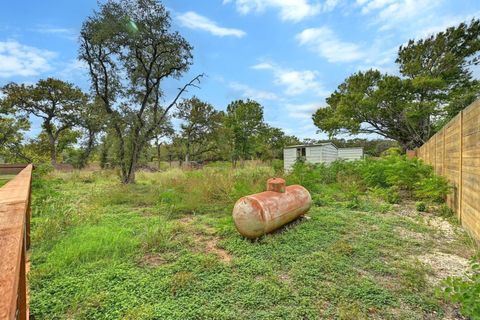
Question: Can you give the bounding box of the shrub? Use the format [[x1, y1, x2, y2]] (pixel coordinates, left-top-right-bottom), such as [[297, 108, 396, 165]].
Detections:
[[438, 204, 454, 217], [360, 155, 432, 192], [414, 176, 451, 203], [32, 163, 54, 179], [416, 201, 426, 212], [271, 159, 284, 174], [371, 186, 400, 204], [287, 155, 450, 203], [439, 260, 480, 319], [382, 147, 402, 156]]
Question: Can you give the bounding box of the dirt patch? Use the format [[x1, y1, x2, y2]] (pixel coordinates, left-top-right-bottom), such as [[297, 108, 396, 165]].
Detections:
[[278, 273, 290, 283], [417, 251, 470, 285], [425, 216, 458, 243], [193, 234, 232, 264], [178, 216, 196, 225], [139, 253, 167, 267], [393, 202, 418, 217], [177, 216, 232, 263], [205, 237, 232, 263], [394, 226, 428, 241]]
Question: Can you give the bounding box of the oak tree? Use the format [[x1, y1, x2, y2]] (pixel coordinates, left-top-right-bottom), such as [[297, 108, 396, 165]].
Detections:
[[225, 99, 265, 162], [174, 97, 223, 163], [1, 78, 86, 164], [80, 0, 202, 183], [314, 19, 480, 149]]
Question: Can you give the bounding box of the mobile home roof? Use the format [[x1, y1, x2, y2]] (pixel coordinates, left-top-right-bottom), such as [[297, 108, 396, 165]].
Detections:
[[284, 142, 337, 149]]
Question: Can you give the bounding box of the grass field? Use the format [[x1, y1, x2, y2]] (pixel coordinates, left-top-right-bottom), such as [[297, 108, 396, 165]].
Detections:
[[0, 174, 15, 187], [28, 165, 477, 319]]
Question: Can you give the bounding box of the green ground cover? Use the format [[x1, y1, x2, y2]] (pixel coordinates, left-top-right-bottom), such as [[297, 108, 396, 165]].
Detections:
[[0, 174, 15, 187], [28, 161, 477, 319]]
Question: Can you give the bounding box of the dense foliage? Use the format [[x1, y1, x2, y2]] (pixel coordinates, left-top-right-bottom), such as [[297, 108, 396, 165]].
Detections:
[[1, 78, 87, 164], [287, 155, 451, 208], [313, 19, 480, 149], [440, 261, 480, 319], [28, 160, 474, 319]]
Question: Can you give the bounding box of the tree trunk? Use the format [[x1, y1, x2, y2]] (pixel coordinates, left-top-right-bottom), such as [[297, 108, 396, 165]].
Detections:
[[79, 132, 95, 169], [46, 129, 57, 166], [184, 139, 190, 166], [156, 141, 161, 171]]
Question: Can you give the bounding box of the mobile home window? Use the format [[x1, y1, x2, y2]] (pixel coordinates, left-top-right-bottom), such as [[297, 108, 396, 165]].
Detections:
[[296, 147, 306, 158]]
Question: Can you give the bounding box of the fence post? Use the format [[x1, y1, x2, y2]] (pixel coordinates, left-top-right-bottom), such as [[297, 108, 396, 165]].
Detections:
[[459, 110, 463, 224], [17, 241, 27, 320], [443, 129, 445, 176]]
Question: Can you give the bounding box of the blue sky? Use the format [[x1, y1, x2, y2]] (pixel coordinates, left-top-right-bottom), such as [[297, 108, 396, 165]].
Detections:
[[1, 0, 479, 140]]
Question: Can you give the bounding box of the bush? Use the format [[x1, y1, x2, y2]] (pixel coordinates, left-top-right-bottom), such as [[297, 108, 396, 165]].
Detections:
[[415, 202, 426, 212], [414, 176, 451, 203], [271, 159, 284, 174], [437, 204, 454, 217], [285, 155, 451, 207], [360, 155, 432, 192], [32, 163, 54, 179], [439, 260, 480, 319]]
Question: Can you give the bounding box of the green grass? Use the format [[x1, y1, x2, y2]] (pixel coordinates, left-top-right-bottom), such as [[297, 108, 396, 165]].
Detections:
[[28, 167, 477, 319], [0, 174, 15, 187]]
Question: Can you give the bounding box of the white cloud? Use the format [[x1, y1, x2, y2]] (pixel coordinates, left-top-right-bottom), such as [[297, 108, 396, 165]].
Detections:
[[323, 0, 341, 12], [251, 62, 326, 96], [296, 27, 364, 63], [56, 59, 88, 82], [285, 102, 322, 120], [229, 82, 279, 101], [0, 41, 56, 78], [413, 12, 480, 38], [223, 0, 329, 22], [356, 0, 441, 32], [35, 25, 77, 40], [177, 11, 246, 37], [356, 0, 395, 14]]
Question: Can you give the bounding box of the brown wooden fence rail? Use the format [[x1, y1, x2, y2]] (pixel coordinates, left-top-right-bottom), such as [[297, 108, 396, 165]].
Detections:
[[0, 164, 32, 320], [414, 100, 480, 241]]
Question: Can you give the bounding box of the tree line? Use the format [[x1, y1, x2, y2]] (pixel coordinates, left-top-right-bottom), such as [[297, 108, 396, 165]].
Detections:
[[0, 0, 300, 183], [1, 0, 478, 183]]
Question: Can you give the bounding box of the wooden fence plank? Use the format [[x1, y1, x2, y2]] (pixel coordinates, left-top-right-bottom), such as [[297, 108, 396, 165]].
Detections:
[[416, 100, 480, 241], [0, 164, 32, 320]]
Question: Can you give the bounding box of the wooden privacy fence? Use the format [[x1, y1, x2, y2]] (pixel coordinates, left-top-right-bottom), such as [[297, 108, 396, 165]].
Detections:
[[0, 164, 32, 320], [415, 100, 480, 241]]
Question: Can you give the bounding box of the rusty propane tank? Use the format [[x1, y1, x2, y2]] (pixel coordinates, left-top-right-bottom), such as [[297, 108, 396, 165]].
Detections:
[[232, 178, 312, 239]]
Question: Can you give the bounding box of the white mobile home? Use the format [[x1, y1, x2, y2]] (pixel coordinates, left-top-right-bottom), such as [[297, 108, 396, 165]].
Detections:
[[338, 147, 364, 161], [283, 143, 363, 171]]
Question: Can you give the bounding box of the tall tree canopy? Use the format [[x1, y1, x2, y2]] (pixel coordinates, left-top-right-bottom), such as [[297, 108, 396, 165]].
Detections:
[[225, 99, 265, 162], [1, 78, 86, 164], [313, 19, 480, 149], [0, 95, 30, 162], [80, 0, 201, 183], [174, 97, 223, 163]]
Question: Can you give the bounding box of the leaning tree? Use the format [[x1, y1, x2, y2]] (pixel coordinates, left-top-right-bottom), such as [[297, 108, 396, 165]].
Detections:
[[80, 0, 202, 183], [313, 19, 480, 149]]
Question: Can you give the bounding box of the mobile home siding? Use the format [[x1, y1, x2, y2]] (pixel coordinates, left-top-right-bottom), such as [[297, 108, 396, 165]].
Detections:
[[283, 143, 362, 171], [306, 146, 323, 164], [322, 144, 338, 164], [338, 148, 364, 161], [283, 148, 297, 171]]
